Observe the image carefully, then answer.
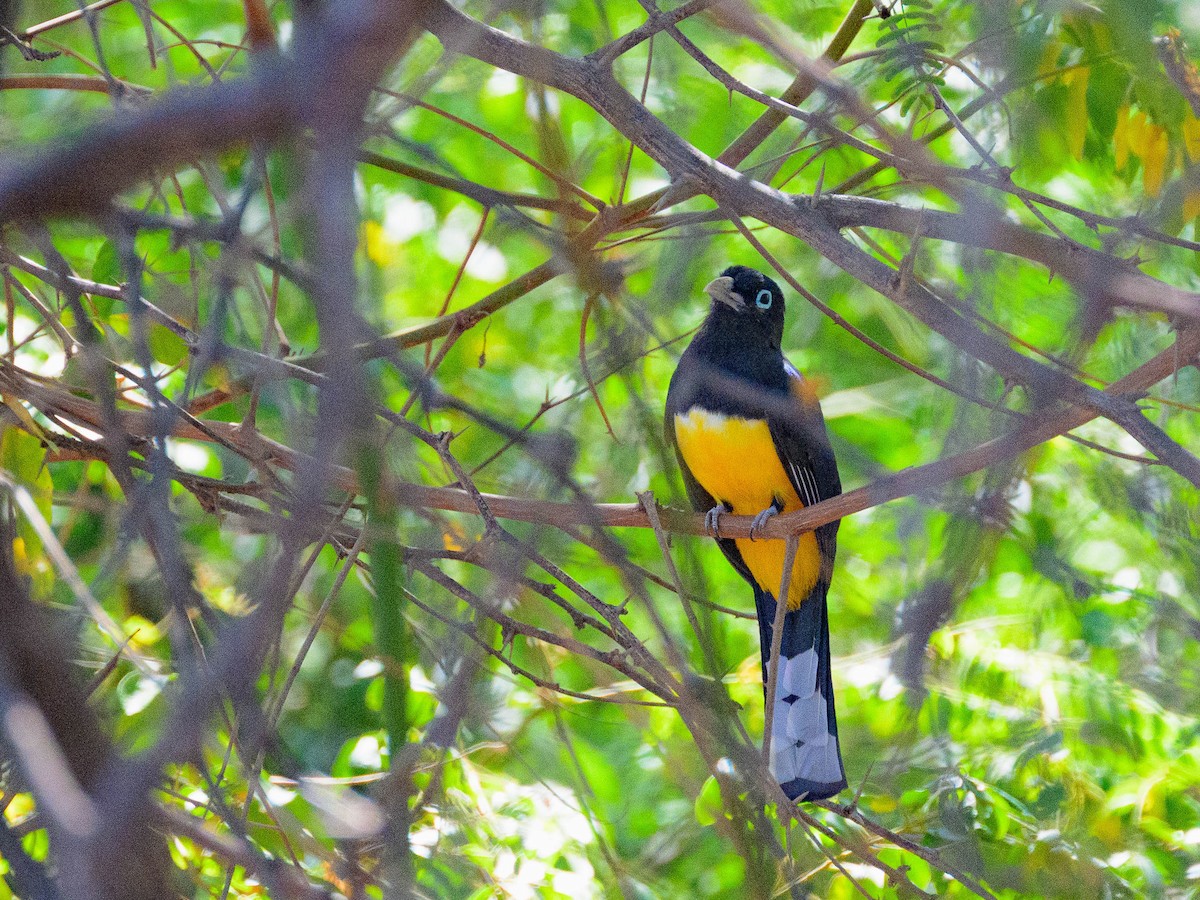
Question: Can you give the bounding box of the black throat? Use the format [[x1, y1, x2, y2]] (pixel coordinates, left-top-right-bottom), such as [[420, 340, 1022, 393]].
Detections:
[[669, 302, 790, 419]]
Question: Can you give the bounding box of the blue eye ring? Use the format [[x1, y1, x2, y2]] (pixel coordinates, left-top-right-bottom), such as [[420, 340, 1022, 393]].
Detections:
[[755, 289, 773, 309]]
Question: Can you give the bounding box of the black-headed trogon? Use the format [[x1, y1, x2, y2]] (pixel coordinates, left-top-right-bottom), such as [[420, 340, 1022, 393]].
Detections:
[[665, 265, 845, 801]]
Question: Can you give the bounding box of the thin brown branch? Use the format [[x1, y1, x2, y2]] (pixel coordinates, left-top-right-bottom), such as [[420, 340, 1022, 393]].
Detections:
[[19, 0, 129, 39], [594, 0, 721, 66], [818, 193, 1200, 321], [426, 2, 1200, 484], [0, 74, 150, 95], [358, 149, 589, 219], [717, 0, 876, 168], [16, 326, 1195, 552]]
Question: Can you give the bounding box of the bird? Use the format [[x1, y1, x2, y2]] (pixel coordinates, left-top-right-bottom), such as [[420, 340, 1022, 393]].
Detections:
[[664, 265, 845, 801]]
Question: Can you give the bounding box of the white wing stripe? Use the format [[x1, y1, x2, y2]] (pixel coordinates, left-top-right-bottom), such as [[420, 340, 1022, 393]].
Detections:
[[788, 460, 820, 507], [788, 461, 803, 505]]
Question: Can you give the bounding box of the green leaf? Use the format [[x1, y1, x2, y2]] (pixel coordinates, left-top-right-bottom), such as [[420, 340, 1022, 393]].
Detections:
[[148, 322, 189, 367], [693, 775, 723, 826], [91, 239, 122, 287], [89, 240, 121, 319]]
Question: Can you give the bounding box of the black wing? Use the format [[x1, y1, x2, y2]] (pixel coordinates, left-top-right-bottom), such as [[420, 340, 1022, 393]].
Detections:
[[769, 361, 841, 585]]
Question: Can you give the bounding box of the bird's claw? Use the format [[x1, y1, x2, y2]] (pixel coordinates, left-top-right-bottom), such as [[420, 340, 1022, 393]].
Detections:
[[749, 505, 779, 541], [704, 503, 730, 537]]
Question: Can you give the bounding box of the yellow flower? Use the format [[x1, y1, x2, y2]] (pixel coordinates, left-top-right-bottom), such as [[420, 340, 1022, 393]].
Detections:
[[1113, 105, 1131, 169]]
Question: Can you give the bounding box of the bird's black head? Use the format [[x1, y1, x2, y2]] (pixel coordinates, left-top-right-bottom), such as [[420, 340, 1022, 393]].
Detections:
[[703, 265, 786, 347]]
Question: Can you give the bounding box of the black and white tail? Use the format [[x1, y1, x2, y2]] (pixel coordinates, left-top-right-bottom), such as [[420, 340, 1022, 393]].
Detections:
[[753, 585, 846, 801]]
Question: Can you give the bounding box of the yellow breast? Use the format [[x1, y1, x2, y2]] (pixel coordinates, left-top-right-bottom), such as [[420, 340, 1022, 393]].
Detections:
[[673, 407, 820, 609]]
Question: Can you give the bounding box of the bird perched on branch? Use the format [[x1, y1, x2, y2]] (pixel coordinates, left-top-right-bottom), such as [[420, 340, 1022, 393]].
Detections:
[[665, 265, 845, 801]]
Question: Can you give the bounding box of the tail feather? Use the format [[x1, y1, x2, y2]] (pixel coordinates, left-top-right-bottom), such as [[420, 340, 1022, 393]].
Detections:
[[754, 585, 846, 801]]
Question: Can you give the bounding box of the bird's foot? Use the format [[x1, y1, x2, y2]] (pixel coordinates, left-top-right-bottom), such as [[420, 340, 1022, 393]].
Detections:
[[704, 503, 731, 537], [749, 504, 779, 541]]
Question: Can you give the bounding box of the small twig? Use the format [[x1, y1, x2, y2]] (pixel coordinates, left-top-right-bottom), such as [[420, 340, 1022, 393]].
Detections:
[[593, 0, 720, 67], [579, 293, 617, 438], [154, 806, 329, 900], [761, 536, 798, 762], [815, 799, 1000, 900], [19, 0, 128, 39], [615, 31, 656, 204], [637, 490, 708, 656], [84, 636, 138, 696], [424, 206, 490, 367], [0, 25, 62, 61], [0, 474, 155, 675], [775, 781, 935, 899]]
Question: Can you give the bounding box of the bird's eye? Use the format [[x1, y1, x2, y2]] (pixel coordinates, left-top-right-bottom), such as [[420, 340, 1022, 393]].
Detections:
[[755, 289, 773, 309]]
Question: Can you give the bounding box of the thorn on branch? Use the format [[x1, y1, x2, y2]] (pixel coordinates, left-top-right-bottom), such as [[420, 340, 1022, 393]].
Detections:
[[844, 759, 875, 816], [808, 161, 826, 209], [651, 175, 700, 214], [0, 26, 62, 62], [495, 622, 516, 659], [895, 213, 927, 296], [477, 318, 491, 368], [602, 648, 627, 668]]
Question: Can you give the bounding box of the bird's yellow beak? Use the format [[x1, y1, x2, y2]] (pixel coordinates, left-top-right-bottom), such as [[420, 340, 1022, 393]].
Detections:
[[703, 276, 744, 310]]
